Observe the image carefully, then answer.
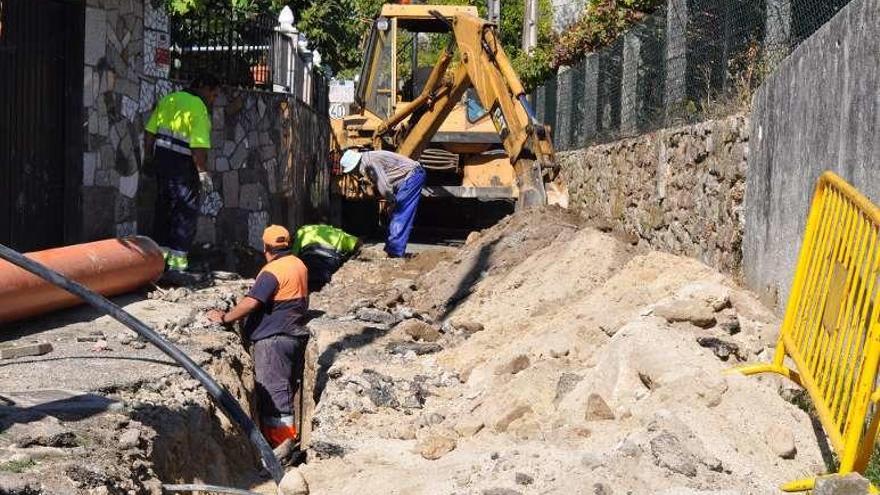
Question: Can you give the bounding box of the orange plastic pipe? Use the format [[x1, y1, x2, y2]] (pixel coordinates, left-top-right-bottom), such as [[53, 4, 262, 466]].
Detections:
[[0, 236, 165, 324]]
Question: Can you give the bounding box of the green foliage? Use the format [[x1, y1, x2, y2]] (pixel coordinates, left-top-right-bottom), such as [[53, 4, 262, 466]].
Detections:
[[390, 0, 555, 92], [552, 0, 663, 68]]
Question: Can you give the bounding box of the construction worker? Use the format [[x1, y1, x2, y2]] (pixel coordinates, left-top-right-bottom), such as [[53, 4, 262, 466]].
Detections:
[[339, 149, 426, 258], [143, 74, 221, 272], [206, 225, 309, 451], [292, 223, 361, 291]]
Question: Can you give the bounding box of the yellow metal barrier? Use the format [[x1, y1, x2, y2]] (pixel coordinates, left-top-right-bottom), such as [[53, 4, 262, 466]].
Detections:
[[733, 171, 880, 492]]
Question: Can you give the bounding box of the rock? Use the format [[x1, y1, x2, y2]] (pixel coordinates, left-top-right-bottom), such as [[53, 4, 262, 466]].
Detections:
[[766, 424, 797, 459], [554, 373, 583, 403], [91, 339, 111, 352], [493, 405, 533, 432], [130, 341, 147, 350], [279, 467, 310, 495], [813, 473, 870, 495], [451, 319, 485, 333], [362, 370, 400, 408], [696, 337, 741, 361], [593, 483, 614, 495], [650, 432, 698, 477], [482, 489, 522, 495], [309, 441, 346, 459], [454, 416, 485, 437], [386, 341, 442, 356], [13, 418, 77, 448], [355, 307, 398, 325], [397, 319, 440, 342], [118, 428, 141, 449], [417, 435, 457, 460], [717, 312, 741, 335], [142, 479, 164, 495], [695, 374, 728, 408], [495, 355, 530, 375], [514, 472, 534, 485], [584, 393, 615, 421], [654, 300, 716, 328], [391, 278, 417, 292], [465, 231, 481, 246], [1, 343, 53, 359]]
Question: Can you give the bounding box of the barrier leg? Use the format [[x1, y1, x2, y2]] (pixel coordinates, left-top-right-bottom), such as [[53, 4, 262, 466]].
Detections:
[[727, 338, 803, 387]]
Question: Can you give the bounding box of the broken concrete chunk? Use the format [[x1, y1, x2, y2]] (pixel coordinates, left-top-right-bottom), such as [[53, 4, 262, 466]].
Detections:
[[397, 319, 440, 342], [584, 393, 615, 421], [13, 418, 77, 448], [493, 404, 533, 433], [417, 434, 457, 460], [696, 337, 741, 361], [654, 300, 716, 328], [514, 472, 534, 485], [650, 432, 698, 477], [386, 341, 442, 356], [355, 307, 398, 325], [117, 428, 141, 449], [451, 319, 485, 334], [554, 373, 583, 404], [1, 343, 52, 360], [495, 355, 530, 375], [766, 424, 797, 459], [813, 473, 870, 495]]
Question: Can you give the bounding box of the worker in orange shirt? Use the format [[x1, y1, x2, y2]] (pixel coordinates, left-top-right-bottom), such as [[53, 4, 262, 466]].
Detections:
[[207, 225, 309, 453]]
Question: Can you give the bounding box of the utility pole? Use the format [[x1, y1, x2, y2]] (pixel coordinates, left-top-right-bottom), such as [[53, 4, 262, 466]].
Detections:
[[488, 0, 500, 24], [522, 0, 537, 55]]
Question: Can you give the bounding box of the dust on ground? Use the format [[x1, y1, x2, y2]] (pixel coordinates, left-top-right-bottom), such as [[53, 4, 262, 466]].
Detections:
[[0, 206, 829, 494]]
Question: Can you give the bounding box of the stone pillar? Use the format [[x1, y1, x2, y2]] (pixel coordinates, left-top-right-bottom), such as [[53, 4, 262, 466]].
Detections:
[[620, 31, 642, 137], [555, 66, 573, 151], [764, 0, 792, 67], [664, 0, 687, 117]]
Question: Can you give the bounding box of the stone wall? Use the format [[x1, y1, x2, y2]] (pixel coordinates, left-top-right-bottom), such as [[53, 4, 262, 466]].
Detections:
[[744, 0, 880, 309], [559, 114, 749, 276], [80, 0, 330, 251]]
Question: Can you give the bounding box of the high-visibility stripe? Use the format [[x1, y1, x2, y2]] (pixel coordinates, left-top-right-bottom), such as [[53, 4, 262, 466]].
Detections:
[[156, 138, 192, 156], [156, 128, 190, 145]]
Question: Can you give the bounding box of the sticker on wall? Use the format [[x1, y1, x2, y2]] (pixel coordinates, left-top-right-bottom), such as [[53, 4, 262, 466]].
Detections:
[[144, 30, 170, 78]]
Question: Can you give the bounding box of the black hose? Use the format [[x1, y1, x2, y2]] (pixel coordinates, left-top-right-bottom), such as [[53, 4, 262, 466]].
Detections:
[[0, 243, 285, 486]]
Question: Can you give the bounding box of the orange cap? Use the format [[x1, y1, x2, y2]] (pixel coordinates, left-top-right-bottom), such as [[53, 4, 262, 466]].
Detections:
[[262, 225, 291, 248]]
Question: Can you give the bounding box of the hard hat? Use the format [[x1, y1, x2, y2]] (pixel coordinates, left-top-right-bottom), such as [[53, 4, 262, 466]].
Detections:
[[262, 225, 291, 248], [340, 149, 362, 174]]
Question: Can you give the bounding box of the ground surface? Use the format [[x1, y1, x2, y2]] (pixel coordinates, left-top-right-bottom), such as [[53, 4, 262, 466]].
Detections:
[[0, 206, 831, 494]]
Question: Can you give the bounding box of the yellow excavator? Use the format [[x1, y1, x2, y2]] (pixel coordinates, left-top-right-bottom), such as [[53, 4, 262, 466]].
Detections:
[[331, 3, 567, 211]]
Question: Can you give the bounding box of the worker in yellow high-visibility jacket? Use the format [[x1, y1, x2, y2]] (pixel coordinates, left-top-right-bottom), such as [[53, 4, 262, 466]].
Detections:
[[292, 224, 361, 291], [143, 74, 220, 272]]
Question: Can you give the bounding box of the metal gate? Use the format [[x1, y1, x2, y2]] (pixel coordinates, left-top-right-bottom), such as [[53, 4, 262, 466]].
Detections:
[[0, 0, 83, 252]]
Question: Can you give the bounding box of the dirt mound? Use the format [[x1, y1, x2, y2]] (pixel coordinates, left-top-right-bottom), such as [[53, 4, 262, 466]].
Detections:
[[301, 211, 823, 494], [410, 206, 587, 318]]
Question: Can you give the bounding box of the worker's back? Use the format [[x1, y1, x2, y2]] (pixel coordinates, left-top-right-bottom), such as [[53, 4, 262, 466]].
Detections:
[[244, 254, 309, 341]]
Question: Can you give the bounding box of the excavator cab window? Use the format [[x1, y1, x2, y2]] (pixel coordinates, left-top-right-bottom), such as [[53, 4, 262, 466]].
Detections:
[[465, 88, 488, 123], [357, 17, 394, 119]]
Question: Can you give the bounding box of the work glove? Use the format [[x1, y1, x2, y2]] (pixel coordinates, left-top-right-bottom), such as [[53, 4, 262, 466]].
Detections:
[[199, 171, 214, 193]]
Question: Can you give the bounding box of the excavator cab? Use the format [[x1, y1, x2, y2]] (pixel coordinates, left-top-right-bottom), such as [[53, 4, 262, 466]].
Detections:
[[332, 4, 567, 210]]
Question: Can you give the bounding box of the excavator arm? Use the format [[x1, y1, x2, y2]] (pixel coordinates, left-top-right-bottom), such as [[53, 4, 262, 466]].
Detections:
[[372, 10, 562, 208]]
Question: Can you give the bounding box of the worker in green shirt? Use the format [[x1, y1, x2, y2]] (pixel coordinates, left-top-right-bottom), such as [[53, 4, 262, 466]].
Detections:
[[292, 224, 361, 291], [143, 74, 221, 272]]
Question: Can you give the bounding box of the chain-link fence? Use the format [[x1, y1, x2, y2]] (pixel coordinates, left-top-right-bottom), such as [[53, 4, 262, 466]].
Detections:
[[535, 0, 855, 151]]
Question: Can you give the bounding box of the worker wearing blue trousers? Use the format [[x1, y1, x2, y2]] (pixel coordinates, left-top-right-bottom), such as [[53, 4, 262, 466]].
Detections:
[[339, 149, 426, 258]]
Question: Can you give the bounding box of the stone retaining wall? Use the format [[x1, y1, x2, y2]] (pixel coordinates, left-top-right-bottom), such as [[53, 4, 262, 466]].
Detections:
[[559, 113, 749, 276], [80, 0, 329, 251]]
